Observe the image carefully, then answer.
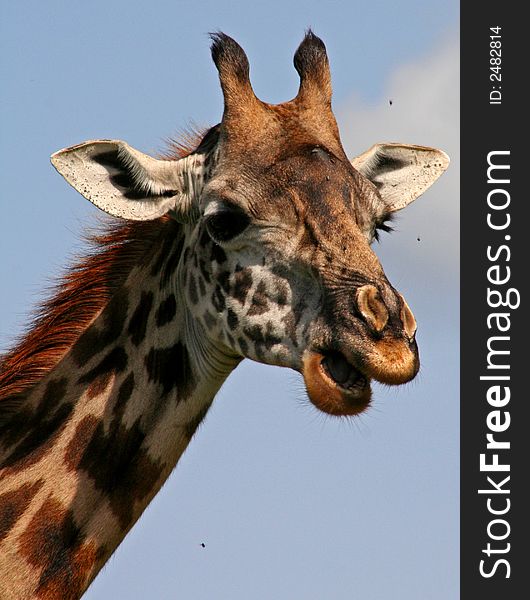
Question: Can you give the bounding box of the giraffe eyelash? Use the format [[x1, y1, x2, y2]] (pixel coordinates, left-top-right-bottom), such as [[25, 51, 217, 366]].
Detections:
[[373, 213, 394, 242]]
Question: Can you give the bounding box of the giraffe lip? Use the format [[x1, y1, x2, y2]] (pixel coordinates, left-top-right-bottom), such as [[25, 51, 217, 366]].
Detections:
[[301, 350, 371, 417], [320, 352, 368, 392]]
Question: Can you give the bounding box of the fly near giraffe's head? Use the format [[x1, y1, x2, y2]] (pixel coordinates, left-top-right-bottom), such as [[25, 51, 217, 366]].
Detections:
[[51, 31, 449, 417]]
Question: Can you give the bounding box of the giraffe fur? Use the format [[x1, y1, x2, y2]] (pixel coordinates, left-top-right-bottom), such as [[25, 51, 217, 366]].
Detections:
[[0, 31, 449, 599]]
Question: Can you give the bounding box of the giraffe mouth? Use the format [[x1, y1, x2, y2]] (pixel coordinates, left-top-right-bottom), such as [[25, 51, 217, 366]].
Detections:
[[302, 350, 372, 417], [321, 353, 368, 392]]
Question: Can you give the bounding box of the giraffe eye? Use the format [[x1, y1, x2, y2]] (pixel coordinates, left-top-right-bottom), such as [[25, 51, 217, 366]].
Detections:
[[205, 207, 250, 243]]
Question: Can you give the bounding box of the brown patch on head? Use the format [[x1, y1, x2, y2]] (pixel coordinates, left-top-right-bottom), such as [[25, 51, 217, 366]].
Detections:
[[247, 281, 269, 316], [232, 266, 253, 305], [0, 479, 44, 542], [18, 497, 97, 600]]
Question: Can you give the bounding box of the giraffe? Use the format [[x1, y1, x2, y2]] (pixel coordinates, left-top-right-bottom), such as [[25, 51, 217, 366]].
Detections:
[[0, 31, 449, 599]]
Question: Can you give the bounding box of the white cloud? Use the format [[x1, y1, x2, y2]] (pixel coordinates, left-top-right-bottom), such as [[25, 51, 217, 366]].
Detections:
[[337, 34, 459, 279]]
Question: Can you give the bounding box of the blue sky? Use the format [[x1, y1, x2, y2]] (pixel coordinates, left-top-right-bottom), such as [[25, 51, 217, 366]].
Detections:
[[1, 1, 459, 598]]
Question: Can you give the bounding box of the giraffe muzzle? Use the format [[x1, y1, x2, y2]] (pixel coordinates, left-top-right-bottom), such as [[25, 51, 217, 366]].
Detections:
[[301, 286, 420, 416]]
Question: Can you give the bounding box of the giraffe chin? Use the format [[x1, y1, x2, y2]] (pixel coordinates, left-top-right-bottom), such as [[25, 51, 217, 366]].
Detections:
[[302, 351, 372, 417]]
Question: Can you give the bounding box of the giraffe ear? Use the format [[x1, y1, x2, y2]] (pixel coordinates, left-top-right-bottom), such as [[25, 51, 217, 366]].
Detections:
[[351, 143, 450, 212], [51, 140, 206, 222]]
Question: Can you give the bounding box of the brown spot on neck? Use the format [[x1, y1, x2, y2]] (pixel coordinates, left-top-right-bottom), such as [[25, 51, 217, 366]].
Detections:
[[18, 496, 98, 600], [0, 479, 44, 542], [86, 372, 113, 400], [70, 416, 164, 530], [1, 378, 72, 473]]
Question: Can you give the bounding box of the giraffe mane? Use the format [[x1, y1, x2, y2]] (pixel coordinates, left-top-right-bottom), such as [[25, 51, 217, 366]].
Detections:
[[0, 129, 207, 420]]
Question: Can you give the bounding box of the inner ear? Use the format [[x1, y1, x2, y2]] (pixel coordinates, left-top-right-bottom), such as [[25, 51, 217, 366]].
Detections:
[[51, 140, 209, 222], [351, 143, 450, 212], [93, 147, 179, 200]]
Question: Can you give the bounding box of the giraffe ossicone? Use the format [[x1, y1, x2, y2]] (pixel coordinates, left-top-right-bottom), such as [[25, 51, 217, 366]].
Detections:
[[0, 31, 448, 599]]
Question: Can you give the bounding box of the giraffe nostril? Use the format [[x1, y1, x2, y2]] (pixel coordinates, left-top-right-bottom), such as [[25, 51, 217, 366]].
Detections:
[[398, 294, 417, 341], [356, 285, 388, 333]]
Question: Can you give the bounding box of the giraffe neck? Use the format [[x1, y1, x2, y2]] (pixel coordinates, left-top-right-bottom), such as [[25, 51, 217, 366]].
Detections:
[[0, 225, 240, 600]]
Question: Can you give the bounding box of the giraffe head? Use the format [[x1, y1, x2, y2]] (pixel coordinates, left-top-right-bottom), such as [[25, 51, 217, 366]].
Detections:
[[51, 32, 448, 417]]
